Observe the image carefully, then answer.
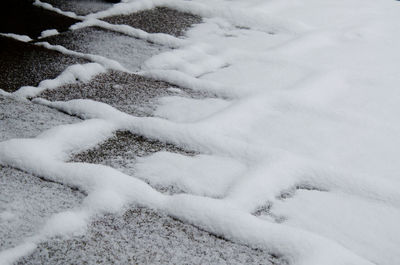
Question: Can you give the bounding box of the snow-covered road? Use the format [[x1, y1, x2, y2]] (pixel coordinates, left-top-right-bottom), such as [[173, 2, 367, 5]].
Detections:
[[1, 0, 400, 264]]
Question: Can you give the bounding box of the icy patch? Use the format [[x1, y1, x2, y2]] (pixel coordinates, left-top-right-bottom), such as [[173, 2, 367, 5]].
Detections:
[[36, 42, 127, 71], [2, 0, 400, 264], [0, 99, 374, 265]]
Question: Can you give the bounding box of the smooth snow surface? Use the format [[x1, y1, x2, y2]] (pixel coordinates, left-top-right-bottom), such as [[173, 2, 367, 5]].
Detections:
[[1, 0, 400, 265]]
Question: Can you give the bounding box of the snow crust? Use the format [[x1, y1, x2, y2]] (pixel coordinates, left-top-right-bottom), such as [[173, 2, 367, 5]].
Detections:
[[0, 99, 373, 265], [1, 0, 400, 264]]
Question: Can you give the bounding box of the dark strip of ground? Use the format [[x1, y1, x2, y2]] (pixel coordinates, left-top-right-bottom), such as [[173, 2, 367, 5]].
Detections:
[[0, 0, 79, 39], [0, 36, 88, 92], [102, 7, 202, 37], [16, 207, 287, 265]]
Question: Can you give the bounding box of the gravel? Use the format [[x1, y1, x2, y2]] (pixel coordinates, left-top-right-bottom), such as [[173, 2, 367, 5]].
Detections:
[[0, 95, 79, 141], [38, 70, 204, 116], [42, 0, 119, 16], [40, 26, 166, 71]]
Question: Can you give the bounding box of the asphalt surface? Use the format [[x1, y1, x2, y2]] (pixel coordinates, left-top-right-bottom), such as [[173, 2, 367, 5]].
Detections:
[[38, 70, 204, 116], [42, 0, 119, 16], [0, 36, 88, 92], [0, 166, 84, 251], [0, 0, 79, 39], [103, 7, 202, 37], [40, 27, 166, 71], [0, 1, 282, 264]]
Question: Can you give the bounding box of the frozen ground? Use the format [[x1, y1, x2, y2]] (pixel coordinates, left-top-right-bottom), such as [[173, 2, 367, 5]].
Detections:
[[1, 0, 400, 265], [0, 94, 79, 141]]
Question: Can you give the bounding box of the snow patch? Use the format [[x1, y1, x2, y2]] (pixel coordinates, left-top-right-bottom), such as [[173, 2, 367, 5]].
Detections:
[[154, 96, 231, 123], [0, 33, 32, 42], [14, 63, 107, 98], [39, 29, 59, 39]]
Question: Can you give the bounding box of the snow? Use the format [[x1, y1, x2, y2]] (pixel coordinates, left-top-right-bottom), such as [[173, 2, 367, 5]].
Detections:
[[271, 190, 400, 265], [39, 29, 59, 38], [154, 96, 231, 123], [36, 42, 127, 71], [40, 27, 166, 72], [135, 152, 247, 197], [14, 63, 107, 98], [0, 33, 32, 42], [2, 0, 400, 264]]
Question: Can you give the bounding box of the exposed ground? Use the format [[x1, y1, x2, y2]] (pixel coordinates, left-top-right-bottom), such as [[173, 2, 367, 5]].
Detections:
[[0, 36, 88, 92], [0, 1, 281, 264], [102, 7, 202, 37]]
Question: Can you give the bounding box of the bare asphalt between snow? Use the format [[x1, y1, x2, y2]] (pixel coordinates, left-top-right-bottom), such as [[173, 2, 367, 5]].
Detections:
[[0, 1, 286, 264]]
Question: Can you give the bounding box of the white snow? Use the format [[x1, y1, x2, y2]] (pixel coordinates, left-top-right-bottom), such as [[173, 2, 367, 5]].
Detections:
[[71, 18, 185, 48], [1, 0, 400, 264], [154, 96, 231, 123], [0, 99, 373, 265], [0, 33, 32, 42], [39, 29, 59, 38], [0, 211, 15, 222], [14, 63, 107, 98], [33, 0, 82, 19]]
